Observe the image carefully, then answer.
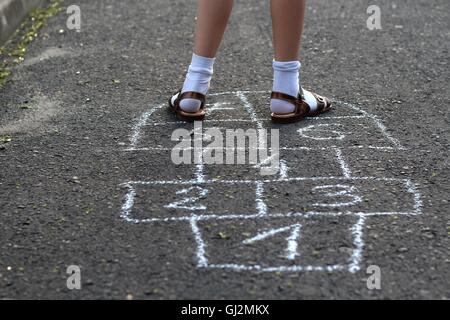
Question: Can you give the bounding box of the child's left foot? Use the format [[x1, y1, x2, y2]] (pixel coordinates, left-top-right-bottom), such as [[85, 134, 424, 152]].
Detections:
[[270, 60, 332, 123], [271, 89, 332, 123]]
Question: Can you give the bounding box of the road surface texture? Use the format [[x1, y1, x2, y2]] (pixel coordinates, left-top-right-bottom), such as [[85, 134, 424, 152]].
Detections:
[[0, 0, 449, 299]]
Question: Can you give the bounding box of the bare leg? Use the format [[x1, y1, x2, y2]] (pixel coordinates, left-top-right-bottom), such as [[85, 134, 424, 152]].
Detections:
[[171, 0, 233, 115], [194, 0, 234, 58], [269, 0, 332, 120], [270, 0, 306, 61]]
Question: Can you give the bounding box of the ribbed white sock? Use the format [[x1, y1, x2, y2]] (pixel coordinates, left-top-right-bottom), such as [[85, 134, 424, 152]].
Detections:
[[171, 54, 215, 113], [270, 60, 318, 114]]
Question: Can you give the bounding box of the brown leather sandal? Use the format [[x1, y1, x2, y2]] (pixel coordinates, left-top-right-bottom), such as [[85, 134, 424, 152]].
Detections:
[[271, 90, 332, 123], [168, 90, 206, 121]]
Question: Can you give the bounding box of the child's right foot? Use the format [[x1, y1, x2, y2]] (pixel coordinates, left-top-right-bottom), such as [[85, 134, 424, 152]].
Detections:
[[169, 90, 206, 121], [270, 89, 332, 123], [169, 53, 215, 120]]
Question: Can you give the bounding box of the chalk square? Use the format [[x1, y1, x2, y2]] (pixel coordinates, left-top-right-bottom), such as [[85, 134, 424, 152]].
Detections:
[[263, 177, 419, 215], [278, 118, 396, 150], [122, 182, 260, 222], [194, 216, 359, 271]]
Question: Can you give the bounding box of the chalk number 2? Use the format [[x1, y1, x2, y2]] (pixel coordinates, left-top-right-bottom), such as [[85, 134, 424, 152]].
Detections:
[[165, 186, 208, 211]]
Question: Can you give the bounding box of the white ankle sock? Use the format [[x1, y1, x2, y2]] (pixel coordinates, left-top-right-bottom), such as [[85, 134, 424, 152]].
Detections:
[[172, 54, 215, 113], [270, 60, 318, 114]]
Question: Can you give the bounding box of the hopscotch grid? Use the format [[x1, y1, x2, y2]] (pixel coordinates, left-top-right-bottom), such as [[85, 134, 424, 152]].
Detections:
[[120, 90, 420, 273]]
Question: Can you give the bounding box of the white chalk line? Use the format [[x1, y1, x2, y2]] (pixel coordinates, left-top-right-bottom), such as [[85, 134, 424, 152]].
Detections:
[[120, 184, 137, 224], [121, 210, 423, 224], [207, 102, 234, 113], [279, 160, 289, 179], [285, 224, 302, 260], [241, 224, 301, 260], [336, 99, 405, 150], [298, 123, 348, 141], [202, 264, 345, 272], [235, 92, 263, 130], [348, 214, 367, 273], [190, 218, 208, 268], [122, 176, 413, 186], [242, 225, 296, 245], [195, 149, 205, 183], [123, 145, 400, 152], [255, 181, 268, 216], [129, 103, 164, 148], [334, 148, 353, 178], [405, 179, 423, 214]]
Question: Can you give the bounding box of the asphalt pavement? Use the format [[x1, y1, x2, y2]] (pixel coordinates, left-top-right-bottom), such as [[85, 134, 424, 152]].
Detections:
[[0, 0, 449, 299]]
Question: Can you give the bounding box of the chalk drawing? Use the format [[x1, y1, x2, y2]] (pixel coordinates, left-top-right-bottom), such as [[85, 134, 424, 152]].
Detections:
[[119, 90, 422, 273]]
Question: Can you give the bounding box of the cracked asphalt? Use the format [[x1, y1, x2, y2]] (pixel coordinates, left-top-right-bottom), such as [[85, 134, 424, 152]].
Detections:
[[0, 0, 449, 299]]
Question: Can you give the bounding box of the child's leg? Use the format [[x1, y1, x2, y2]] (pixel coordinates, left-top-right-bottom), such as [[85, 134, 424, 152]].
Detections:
[[173, 0, 234, 113], [270, 0, 319, 114], [271, 0, 305, 62], [194, 0, 234, 58]]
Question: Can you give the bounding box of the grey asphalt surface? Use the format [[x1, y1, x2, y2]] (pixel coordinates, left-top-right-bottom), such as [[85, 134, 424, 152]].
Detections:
[[0, 0, 449, 299]]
